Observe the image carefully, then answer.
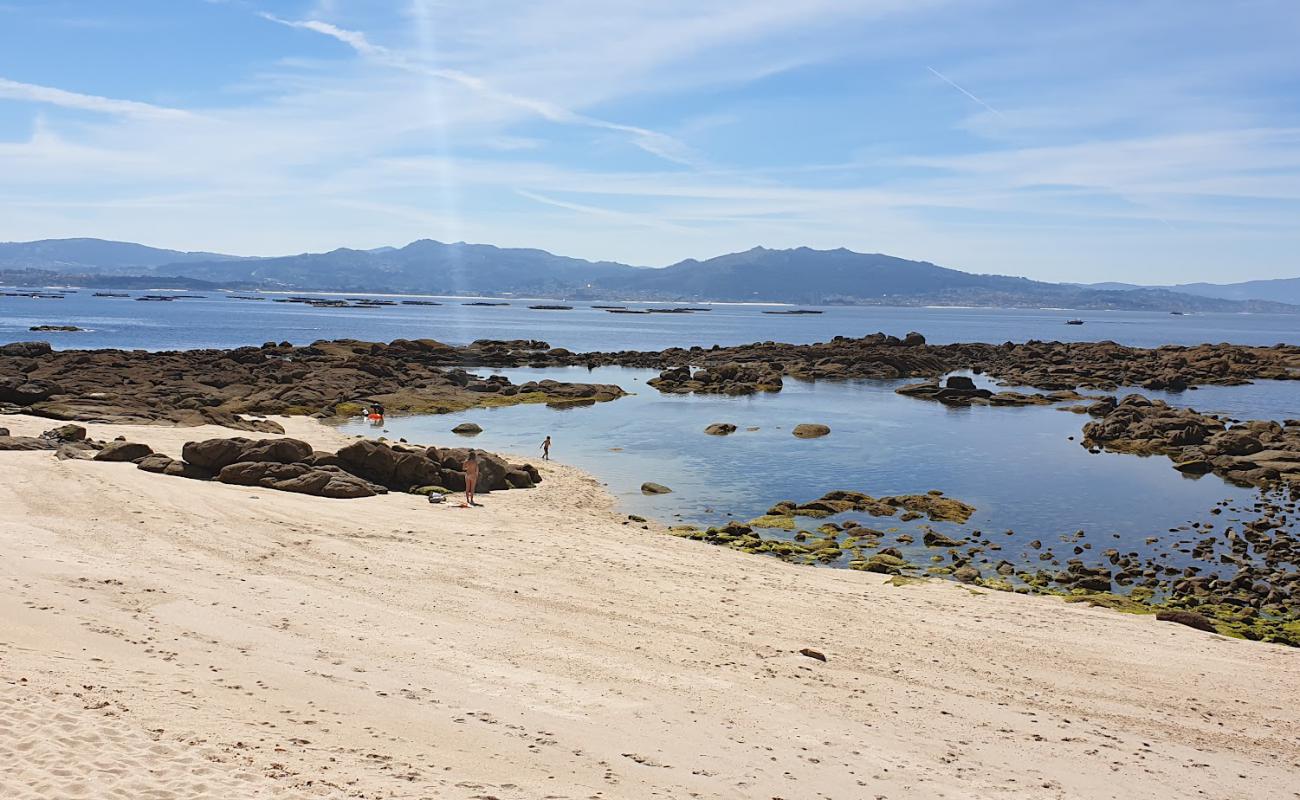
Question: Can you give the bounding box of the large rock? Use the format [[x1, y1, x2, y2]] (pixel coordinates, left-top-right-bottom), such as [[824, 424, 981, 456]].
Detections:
[[922, 530, 966, 548], [641, 482, 673, 495], [451, 422, 483, 435], [0, 341, 52, 358], [792, 423, 831, 439], [181, 437, 313, 471], [1155, 609, 1218, 634], [217, 461, 382, 498], [704, 423, 737, 436], [336, 440, 443, 491], [136, 454, 213, 480], [1206, 429, 1263, 456], [0, 377, 61, 405], [0, 436, 56, 451], [93, 441, 154, 462], [41, 424, 86, 443], [434, 447, 514, 492]]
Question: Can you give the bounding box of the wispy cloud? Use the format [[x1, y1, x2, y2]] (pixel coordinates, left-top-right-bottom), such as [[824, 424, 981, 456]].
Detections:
[[1, 2, 1298, 281], [258, 12, 703, 167], [0, 76, 192, 120]]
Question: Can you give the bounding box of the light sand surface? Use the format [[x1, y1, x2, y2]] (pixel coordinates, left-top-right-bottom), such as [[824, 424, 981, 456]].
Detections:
[[1, 414, 1298, 799]]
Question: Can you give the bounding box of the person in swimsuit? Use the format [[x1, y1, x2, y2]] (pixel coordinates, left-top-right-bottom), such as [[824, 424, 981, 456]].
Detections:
[[541, 435, 551, 461], [463, 449, 480, 507]]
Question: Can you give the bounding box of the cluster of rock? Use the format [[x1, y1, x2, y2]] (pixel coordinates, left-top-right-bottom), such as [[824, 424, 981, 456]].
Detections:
[[149, 437, 542, 499], [0, 424, 540, 500], [896, 375, 1085, 407], [762, 489, 976, 523], [0, 338, 624, 427], [647, 363, 784, 395], [667, 481, 1298, 644], [671, 488, 978, 570], [0, 422, 120, 457], [1082, 395, 1300, 486], [524, 333, 1298, 397], [6, 334, 1294, 422], [965, 340, 1300, 391]]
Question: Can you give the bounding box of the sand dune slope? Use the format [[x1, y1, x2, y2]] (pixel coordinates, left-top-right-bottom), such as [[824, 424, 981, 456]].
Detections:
[[1, 414, 1298, 799]]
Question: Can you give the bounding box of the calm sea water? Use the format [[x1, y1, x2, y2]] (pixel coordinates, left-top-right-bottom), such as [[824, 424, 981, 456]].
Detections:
[[1, 288, 1297, 351], [4, 287, 1295, 580], [337, 367, 1293, 579]]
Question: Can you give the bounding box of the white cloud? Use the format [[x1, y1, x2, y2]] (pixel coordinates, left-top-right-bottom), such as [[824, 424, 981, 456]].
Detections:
[[0, 1, 1297, 282], [0, 76, 192, 120], [257, 11, 704, 166]]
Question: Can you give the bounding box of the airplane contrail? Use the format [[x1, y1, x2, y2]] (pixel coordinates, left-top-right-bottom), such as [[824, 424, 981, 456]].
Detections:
[[927, 66, 1004, 118]]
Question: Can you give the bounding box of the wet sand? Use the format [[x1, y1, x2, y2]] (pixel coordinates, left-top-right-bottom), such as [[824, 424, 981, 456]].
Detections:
[[1, 414, 1298, 799]]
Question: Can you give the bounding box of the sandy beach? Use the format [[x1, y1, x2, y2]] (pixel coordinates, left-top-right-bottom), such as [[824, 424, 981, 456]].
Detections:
[[2, 414, 1298, 799]]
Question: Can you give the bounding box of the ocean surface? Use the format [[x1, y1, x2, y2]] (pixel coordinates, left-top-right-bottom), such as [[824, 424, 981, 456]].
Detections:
[[334, 367, 1294, 582], [4, 286, 1296, 582], [1, 287, 1297, 351]]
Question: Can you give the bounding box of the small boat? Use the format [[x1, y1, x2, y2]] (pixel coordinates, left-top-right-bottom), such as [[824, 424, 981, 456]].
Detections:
[[1065, 319, 1084, 325], [463, 301, 509, 306], [528, 304, 574, 310], [762, 309, 823, 315], [1170, 311, 1185, 316]]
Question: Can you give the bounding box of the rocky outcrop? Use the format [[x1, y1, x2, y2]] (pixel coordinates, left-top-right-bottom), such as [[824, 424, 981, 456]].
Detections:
[[527, 334, 1298, 397], [774, 489, 976, 523], [120, 435, 545, 500], [0, 435, 57, 451], [704, 423, 737, 436], [182, 437, 315, 472], [0, 338, 625, 429], [641, 482, 672, 495], [1155, 609, 1218, 634], [647, 363, 783, 396], [5, 334, 1294, 416], [93, 440, 153, 462], [135, 454, 213, 480], [335, 440, 443, 491], [1082, 395, 1300, 486], [216, 461, 382, 499], [792, 423, 830, 439]]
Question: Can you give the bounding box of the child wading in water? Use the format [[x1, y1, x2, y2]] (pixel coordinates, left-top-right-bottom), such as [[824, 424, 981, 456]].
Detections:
[[461, 449, 480, 507], [541, 435, 551, 461]]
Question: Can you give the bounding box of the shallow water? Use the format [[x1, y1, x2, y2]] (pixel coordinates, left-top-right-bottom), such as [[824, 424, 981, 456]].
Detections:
[[336, 367, 1286, 581], [2, 289, 1297, 351]]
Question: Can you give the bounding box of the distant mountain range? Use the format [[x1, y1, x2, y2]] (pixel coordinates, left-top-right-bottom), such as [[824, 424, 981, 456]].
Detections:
[[1080, 278, 1300, 306], [0, 238, 246, 272], [1, 237, 1296, 313]]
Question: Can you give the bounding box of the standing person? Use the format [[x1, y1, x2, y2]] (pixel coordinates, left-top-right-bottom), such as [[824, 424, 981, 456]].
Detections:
[[541, 435, 551, 461], [462, 449, 480, 507]]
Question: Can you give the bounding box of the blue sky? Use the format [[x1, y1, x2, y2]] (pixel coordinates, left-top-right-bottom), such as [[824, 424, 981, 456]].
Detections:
[[1, 0, 1298, 282]]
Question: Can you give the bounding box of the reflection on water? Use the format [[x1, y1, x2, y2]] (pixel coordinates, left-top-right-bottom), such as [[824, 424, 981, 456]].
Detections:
[[337, 367, 1274, 577]]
